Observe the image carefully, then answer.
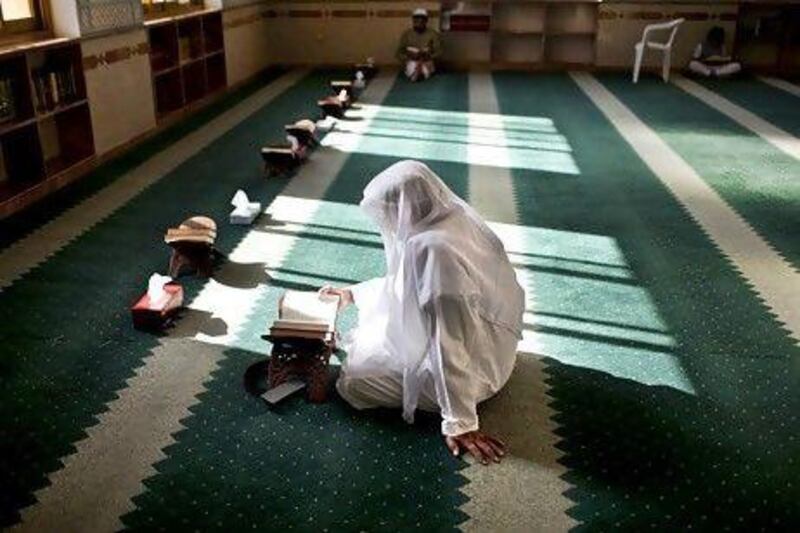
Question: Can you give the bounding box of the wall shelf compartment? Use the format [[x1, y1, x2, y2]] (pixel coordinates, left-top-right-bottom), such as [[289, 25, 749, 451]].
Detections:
[[441, 1, 599, 68], [147, 10, 227, 121], [0, 41, 95, 216]]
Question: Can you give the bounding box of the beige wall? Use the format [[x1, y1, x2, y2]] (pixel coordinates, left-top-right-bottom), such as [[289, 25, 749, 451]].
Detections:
[[223, 2, 275, 86], [265, 1, 439, 66], [596, 2, 739, 69], [82, 29, 156, 157]]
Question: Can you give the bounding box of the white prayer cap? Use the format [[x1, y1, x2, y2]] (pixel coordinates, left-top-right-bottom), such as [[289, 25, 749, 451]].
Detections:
[[412, 8, 428, 18]]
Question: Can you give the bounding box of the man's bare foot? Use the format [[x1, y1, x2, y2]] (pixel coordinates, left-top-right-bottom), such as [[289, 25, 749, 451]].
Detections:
[[445, 431, 506, 465]]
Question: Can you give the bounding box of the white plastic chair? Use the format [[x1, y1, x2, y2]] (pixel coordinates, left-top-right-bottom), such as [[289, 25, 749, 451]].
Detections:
[[632, 18, 685, 83]]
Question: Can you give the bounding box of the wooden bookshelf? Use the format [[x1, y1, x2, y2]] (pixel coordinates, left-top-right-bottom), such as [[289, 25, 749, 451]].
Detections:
[[147, 10, 227, 121], [441, 1, 598, 69], [0, 40, 95, 212]]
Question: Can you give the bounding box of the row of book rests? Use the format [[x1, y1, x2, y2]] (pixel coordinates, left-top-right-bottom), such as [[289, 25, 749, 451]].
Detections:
[[136, 64, 381, 407], [260, 63, 377, 178], [257, 64, 377, 403]]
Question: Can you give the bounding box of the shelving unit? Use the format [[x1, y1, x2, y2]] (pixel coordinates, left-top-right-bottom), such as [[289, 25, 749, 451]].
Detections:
[[735, 3, 800, 76], [491, 2, 545, 65], [545, 2, 597, 68], [0, 40, 95, 211], [441, 1, 599, 69], [147, 10, 227, 121], [441, 1, 492, 63]]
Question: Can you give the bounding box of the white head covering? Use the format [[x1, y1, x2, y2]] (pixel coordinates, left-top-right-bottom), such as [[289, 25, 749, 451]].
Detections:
[[412, 8, 429, 18], [347, 160, 525, 422], [360, 160, 524, 329]]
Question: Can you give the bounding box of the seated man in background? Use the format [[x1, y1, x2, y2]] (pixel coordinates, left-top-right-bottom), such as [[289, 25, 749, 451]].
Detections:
[[688, 26, 742, 78], [397, 8, 442, 82]]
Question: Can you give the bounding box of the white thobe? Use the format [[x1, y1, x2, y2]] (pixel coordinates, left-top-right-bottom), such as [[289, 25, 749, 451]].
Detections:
[[337, 277, 519, 436]]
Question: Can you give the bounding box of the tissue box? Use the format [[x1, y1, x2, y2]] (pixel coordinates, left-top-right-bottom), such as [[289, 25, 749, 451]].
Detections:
[[131, 282, 184, 331], [230, 202, 262, 225]]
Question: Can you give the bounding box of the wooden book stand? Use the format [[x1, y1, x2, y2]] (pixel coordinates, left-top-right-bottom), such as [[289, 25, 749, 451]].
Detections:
[[165, 216, 219, 278], [284, 119, 318, 149], [353, 63, 377, 81], [262, 335, 335, 403], [317, 95, 347, 119], [261, 145, 303, 177], [330, 80, 355, 100]]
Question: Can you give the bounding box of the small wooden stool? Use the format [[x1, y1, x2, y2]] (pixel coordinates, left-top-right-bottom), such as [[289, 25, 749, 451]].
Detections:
[[317, 94, 347, 119], [165, 216, 218, 278], [353, 63, 377, 81], [261, 145, 303, 177], [263, 336, 334, 403], [330, 80, 356, 100], [285, 119, 318, 149]]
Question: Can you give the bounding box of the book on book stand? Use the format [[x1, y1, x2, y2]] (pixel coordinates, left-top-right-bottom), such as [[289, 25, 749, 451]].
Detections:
[[353, 59, 377, 81], [267, 290, 339, 342], [164, 216, 219, 277], [261, 135, 304, 177], [262, 290, 341, 404], [284, 119, 317, 148]]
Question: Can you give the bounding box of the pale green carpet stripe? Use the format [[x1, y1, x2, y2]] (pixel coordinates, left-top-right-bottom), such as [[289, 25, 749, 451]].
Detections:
[[460, 71, 575, 532], [14, 72, 398, 533], [0, 69, 308, 294], [467, 72, 517, 224], [759, 76, 800, 99], [573, 72, 800, 346], [672, 73, 800, 162]]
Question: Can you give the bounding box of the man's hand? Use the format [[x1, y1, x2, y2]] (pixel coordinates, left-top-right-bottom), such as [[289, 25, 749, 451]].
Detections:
[[445, 431, 506, 465], [319, 286, 354, 311]]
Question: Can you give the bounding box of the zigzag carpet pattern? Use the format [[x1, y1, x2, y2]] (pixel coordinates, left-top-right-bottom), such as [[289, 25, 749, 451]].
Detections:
[[1, 69, 798, 531]]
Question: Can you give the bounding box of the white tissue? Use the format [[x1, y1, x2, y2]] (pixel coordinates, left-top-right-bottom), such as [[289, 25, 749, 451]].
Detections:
[[338, 89, 348, 103], [230, 189, 262, 225], [231, 189, 249, 209], [354, 71, 366, 89], [315, 115, 337, 132], [147, 273, 172, 308]]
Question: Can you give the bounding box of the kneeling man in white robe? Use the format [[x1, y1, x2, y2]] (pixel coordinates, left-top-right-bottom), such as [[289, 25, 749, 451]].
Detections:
[[322, 161, 524, 464]]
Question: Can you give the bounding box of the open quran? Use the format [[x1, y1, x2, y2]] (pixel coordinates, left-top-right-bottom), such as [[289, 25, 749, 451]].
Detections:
[[262, 290, 341, 404], [406, 46, 431, 60], [268, 290, 340, 341]]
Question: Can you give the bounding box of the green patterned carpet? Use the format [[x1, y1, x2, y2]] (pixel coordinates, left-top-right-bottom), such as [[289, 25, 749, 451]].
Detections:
[[493, 72, 800, 529], [122, 73, 472, 532], [1, 70, 799, 531]]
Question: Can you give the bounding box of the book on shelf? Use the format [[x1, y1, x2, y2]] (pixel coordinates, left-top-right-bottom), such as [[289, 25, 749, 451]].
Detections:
[[267, 290, 340, 340], [32, 66, 79, 113], [0, 77, 17, 124]]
